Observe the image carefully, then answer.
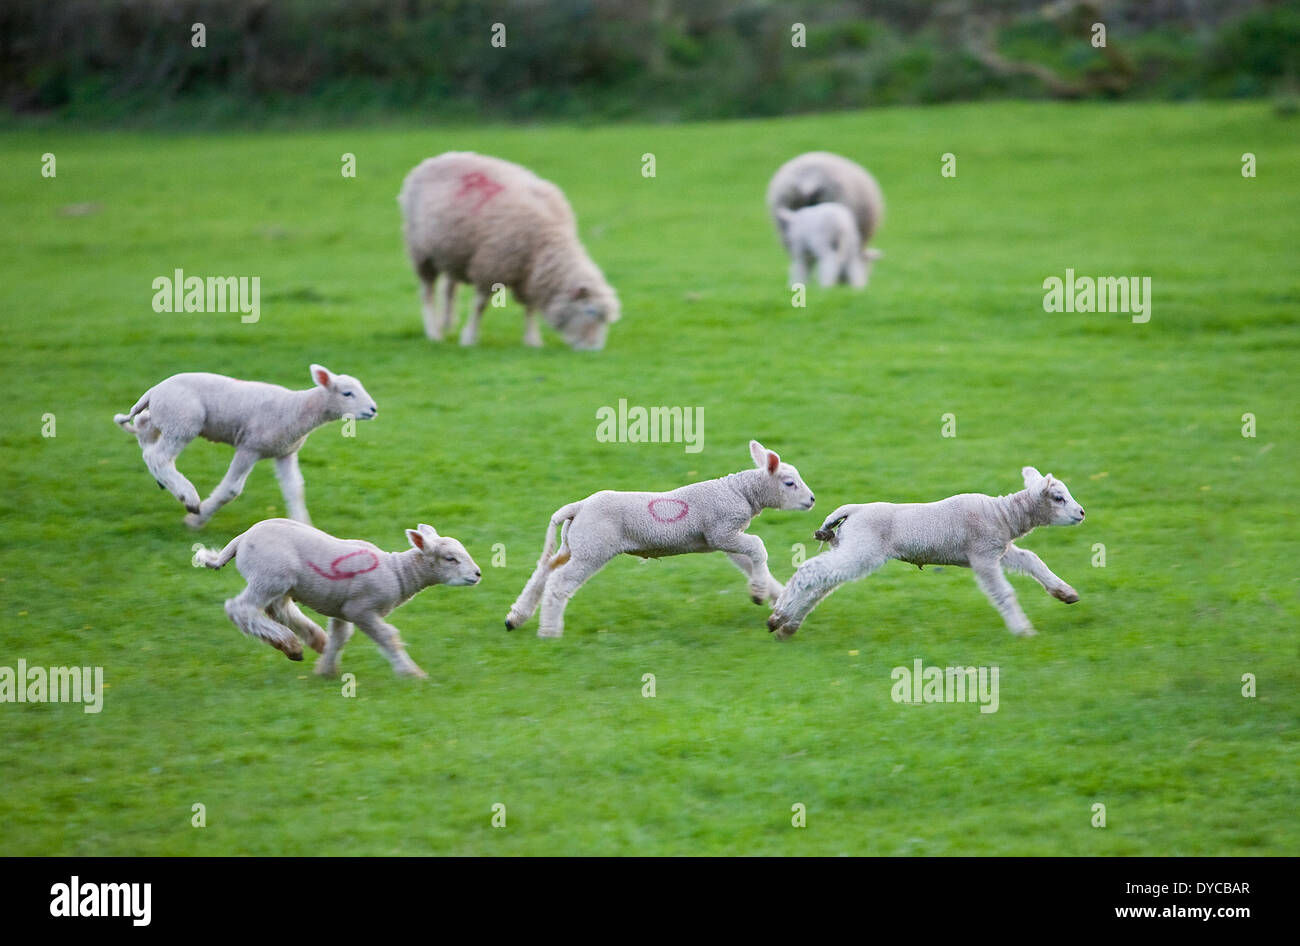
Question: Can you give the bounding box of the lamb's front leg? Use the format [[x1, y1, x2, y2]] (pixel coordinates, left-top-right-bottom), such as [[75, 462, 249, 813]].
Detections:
[[971, 555, 1035, 636], [724, 552, 783, 605], [314, 618, 354, 677], [1001, 544, 1079, 603], [186, 448, 260, 528], [355, 615, 426, 679], [715, 533, 778, 604], [274, 453, 311, 524]]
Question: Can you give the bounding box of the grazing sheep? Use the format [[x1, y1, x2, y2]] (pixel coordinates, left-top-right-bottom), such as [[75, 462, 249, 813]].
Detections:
[[114, 365, 376, 528], [776, 202, 883, 288], [398, 151, 621, 350], [767, 150, 884, 266], [767, 467, 1085, 640], [195, 518, 481, 678], [504, 440, 816, 639]]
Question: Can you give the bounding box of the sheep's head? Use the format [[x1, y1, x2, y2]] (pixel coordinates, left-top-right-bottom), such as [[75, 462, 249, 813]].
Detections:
[[548, 281, 621, 351], [311, 364, 378, 421], [405, 524, 482, 586], [1022, 467, 1085, 526], [751, 440, 815, 511]]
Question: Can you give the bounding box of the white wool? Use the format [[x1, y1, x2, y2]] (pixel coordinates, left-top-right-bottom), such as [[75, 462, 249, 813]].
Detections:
[[776, 202, 881, 289], [113, 364, 375, 528], [768, 467, 1085, 639], [505, 440, 816, 638], [767, 150, 885, 248], [398, 151, 620, 350], [196, 518, 481, 677]]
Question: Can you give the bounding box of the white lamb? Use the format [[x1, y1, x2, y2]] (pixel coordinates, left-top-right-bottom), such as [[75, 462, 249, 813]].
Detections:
[[504, 441, 816, 639], [768, 467, 1085, 640], [114, 365, 376, 528], [398, 151, 621, 350], [195, 518, 481, 678], [767, 150, 885, 258], [776, 202, 883, 288]]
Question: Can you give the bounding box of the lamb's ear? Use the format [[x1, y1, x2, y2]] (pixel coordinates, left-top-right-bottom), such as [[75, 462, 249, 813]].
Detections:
[[749, 440, 767, 469], [406, 528, 427, 552], [310, 364, 333, 389], [418, 523, 440, 539], [1021, 466, 1044, 490], [864, 248, 884, 260]]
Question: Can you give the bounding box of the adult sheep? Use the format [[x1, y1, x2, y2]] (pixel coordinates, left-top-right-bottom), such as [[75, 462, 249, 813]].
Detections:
[[399, 151, 621, 350], [766, 151, 884, 263]]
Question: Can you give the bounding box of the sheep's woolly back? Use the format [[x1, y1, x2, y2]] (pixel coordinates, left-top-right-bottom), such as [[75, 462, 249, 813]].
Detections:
[[398, 151, 605, 309], [767, 151, 885, 244]]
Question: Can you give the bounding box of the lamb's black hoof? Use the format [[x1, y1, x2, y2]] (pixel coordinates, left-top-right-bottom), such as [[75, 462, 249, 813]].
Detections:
[[504, 619, 515, 631], [156, 480, 166, 490]]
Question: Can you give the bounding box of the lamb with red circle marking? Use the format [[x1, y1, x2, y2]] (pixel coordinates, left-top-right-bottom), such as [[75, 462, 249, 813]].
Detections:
[[195, 518, 481, 678], [505, 440, 816, 639]]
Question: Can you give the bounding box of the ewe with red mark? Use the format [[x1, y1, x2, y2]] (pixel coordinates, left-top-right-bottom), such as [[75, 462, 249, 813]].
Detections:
[[505, 440, 816, 639], [113, 365, 376, 529], [196, 518, 481, 677], [399, 151, 620, 350]]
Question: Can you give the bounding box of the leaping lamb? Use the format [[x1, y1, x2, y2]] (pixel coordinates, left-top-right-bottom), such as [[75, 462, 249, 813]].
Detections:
[[114, 364, 375, 528], [767, 467, 1085, 640], [195, 518, 481, 678], [505, 440, 816, 639]]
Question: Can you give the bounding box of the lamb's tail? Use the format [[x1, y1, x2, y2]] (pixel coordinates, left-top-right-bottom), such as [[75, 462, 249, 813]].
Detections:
[[813, 504, 862, 544], [503, 500, 584, 631], [113, 392, 151, 433], [543, 500, 584, 569], [194, 533, 242, 569]]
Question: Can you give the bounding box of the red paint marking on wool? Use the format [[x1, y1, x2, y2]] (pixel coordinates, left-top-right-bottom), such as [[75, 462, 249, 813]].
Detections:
[[648, 498, 689, 523], [456, 172, 504, 212], [308, 549, 380, 581]]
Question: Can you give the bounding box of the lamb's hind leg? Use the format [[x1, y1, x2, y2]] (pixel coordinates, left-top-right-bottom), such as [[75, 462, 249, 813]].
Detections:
[[142, 433, 202, 515], [268, 597, 328, 653], [225, 586, 303, 660], [506, 552, 559, 630], [1002, 544, 1078, 604], [537, 554, 608, 639], [971, 555, 1035, 636], [768, 544, 885, 640]]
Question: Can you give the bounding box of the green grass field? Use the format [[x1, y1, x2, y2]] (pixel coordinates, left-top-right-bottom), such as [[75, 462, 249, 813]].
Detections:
[[1, 102, 1296, 855]]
